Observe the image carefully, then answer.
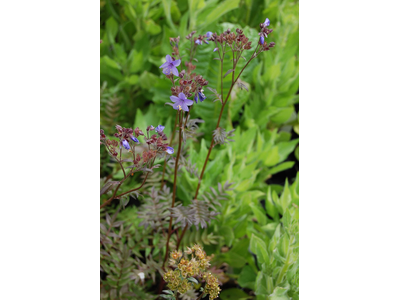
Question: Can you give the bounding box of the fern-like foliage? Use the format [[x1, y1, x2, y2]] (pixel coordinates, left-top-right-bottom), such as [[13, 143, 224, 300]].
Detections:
[[137, 186, 171, 231], [101, 207, 163, 300], [213, 127, 235, 145], [188, 199, 219, 229], [100, 81, 121, 132], [179, 228, 220, 248], [171, 181, 234, 230], [170, 204, 192, 228], [167, 150, 199, 179], [182, 114, 204, 145], [200, 181, 234, 211]]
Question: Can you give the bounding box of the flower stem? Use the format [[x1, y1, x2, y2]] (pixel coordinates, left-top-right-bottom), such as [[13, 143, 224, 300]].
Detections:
[[163, 110, 184, 268], [160, 110, 179, 189], [100, 172, 149, 209], [193, 46, 258, 200]]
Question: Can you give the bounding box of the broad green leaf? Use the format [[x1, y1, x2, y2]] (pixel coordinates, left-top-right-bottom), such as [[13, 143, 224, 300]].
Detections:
[[220, 288, 251, 300], [250, 234, 269, 265], [238, 265, 257, 290], [106, 17, 118, 44], [202, 0, 240, 27], [219, 225, 235, 247]]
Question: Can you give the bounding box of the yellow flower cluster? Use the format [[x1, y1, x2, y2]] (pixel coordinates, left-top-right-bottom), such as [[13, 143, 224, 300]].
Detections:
[[203, 272, 221, 300], [163, 244, 220, 299]]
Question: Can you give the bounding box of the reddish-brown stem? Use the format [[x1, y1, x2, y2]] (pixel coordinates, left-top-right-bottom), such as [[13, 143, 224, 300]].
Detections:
[[176, 224, 188, 249], [100, 172, 149, 209], [160, 110, 179, 189], [163, 110, 184, 267], [193, 46, 258, 200]]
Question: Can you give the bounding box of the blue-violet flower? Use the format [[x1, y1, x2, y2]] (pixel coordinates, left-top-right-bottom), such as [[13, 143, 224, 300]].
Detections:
[[264, 18, 270, 27], [166, 147, 174, 154], [198, 91, 206, 102], [122, 139, 130, 150], [130, 135, 139, 143], [260, 36, 265, 44], [170, 92, 193, 112], [159, 55, 181, 77], [155, 125, 165, 134]]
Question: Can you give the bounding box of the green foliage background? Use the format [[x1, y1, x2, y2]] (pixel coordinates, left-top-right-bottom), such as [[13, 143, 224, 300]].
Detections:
[[100, 0, 299, 299]]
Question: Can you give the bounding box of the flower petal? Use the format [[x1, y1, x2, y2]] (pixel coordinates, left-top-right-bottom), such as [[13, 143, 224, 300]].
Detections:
[[172, 59, 181, 67], [181, 103, 189, 112], [171, 66, 179, 77], [163, 67, 171, 75], [166, 54, 172, 63], [170, 95, 180, 102], [159, 61, 169, 68], [166, 147, 174, 154], [172, 102, 181, 110], [184, 99, 194, 106], [178, 92, 187, 100]]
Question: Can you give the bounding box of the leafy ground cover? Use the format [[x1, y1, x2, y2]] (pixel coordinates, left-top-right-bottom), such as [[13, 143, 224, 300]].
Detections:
[[100, 0, 299, 299]]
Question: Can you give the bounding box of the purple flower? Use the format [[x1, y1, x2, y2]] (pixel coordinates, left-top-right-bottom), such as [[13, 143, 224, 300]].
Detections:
[[122, 139, 130, 150], [155, 125, 165, 134], [260, 36, 265, 45], [206, 31, 213, 39], [195, 39, 202, 45], [264, 18, 270, 27], [159, 55, 181, 77], [198, 92, 206, 102], [166, 147, 174, 154], [130, 135, 139, 143], [170, 92, 193, 112], [194, 91, 206, 103], [213, 48, 218, 52]]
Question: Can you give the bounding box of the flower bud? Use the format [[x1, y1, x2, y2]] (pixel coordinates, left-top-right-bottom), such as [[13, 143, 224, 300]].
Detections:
[[122, 140, 130, 150]]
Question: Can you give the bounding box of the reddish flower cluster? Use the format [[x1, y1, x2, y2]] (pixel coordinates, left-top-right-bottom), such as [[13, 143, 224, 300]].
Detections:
[[171, 72, 208, 99], [104, 139, 119, 157], [169, 36, 180, 58], [209, 28, 252, 50]]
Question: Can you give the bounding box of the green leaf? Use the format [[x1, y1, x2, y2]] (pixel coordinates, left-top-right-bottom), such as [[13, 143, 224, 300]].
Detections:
[[125, 74, 139, 85], [187, 277, 198, 284], [250, 234, 269, 265], [270, 286, 290, 300], [129, 50, 144, 73], [219, 225, 235, 247], [102, 56, 121, 70], [145, 19, 162, 35], [268, 161, 295, 175], [202, 0, 240, 27], [263, 146, 280, 167], [220, 288, 251, 300], [106, 17, 118, 44], [238, 265, 257, 290], [250, 203, 267, 226], [280, 179, 292, 212], [255, 272, 269, 297]]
